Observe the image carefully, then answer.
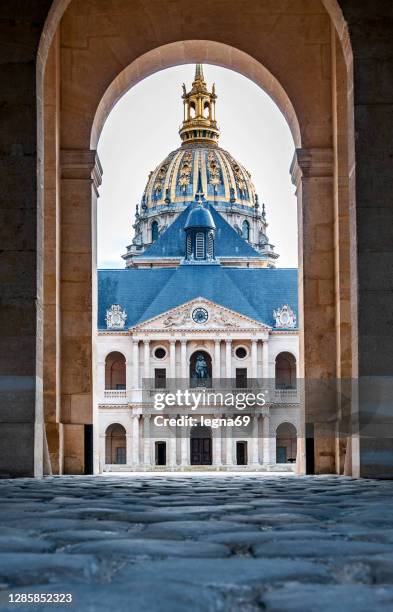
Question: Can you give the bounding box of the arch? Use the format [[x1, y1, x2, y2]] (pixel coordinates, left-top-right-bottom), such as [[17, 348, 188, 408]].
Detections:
[[276, 422, 297, 464], [189, 350, 212, 387], [275, 352, 297, 390], [105, 351, 126, 390], [90, 41, 301, 149], [242, 219, 250, 241], [151, 220, 159, 242], [35, 0, 358, 479], [105, 423, 127, 464]]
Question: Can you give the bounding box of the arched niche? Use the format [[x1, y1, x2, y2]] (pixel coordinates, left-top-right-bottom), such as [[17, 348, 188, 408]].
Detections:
[[105, 352, 126, 390], [105, 423, 127, 465]]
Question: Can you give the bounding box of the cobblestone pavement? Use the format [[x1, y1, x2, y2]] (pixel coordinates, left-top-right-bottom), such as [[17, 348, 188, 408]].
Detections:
[[1, 474, 393, 611]]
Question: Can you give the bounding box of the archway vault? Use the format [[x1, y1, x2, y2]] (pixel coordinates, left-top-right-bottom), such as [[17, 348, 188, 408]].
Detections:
[[36, 0, 355, 478], [90, 41, 301, 150]]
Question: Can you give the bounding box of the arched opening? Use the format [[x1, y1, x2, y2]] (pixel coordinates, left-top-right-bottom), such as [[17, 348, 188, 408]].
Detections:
[[189, 351, 212, 387], [189, 101, 196, 118], [276, 422, 297, 464], [35, 4, 357, 479], [242, 219, 250, 241], [203, 101, 210, 118], [105, 424, 127, 464], [105, 352, 126, 390], [151, 220, 159, 242], [190, 425, 212, 465], [275, 352, 297, 390]]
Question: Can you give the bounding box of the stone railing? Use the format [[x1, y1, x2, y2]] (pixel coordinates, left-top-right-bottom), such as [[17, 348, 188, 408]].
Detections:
[[102, 390, 128, 403]]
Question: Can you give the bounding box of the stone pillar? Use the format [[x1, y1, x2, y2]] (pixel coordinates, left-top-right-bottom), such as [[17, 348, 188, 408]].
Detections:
[[290, 148, 336, 475], [169, 420, 177, 467], [262, 414, 271, 465], [131, 340, 139, 389], [225, 340, 232, 380], [99, 433, 106, 472], [126, 433, 132, 466], [213, 417, 222, 466], [251, 339, 258, 380], [181, 425, 189, 467], [143, 340, 150, 384], [169, 340, 176, 385], [132, 415, 140, 466], [143, 415, 151, 466], [262, 341, 269, 381], [214, 339, 221, 381], [251, 415, 260, 465], [180, 340, 187, 382], [60, 149, 102, 475], [226, 419, 233, 466]]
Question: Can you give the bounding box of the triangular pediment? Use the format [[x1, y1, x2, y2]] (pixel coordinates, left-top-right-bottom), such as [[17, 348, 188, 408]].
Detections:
[[130, 297, 271, 331]]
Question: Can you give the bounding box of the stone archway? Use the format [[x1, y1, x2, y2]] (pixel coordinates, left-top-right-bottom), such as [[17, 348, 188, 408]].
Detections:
[[276, 422, 297, 464], [32, 0, 357, 479], [105, 424, 127, 465]]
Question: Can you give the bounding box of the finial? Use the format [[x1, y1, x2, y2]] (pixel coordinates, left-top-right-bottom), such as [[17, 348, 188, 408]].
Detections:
[[179, 65, 220, 146], [194, 64, 204, 82], [195, 167, 205, 202]]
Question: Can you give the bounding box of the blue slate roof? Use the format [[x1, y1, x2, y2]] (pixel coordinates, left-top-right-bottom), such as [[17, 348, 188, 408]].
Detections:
[[136, 204, 263, 260], [98, 266, 298, 329]]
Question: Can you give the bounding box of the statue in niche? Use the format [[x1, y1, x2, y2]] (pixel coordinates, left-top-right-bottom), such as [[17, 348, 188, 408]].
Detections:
[[194, 353, 208, 379]]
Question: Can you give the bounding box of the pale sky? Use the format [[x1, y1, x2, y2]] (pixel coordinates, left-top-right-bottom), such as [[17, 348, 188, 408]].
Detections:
[[97, 64, 298, 268]]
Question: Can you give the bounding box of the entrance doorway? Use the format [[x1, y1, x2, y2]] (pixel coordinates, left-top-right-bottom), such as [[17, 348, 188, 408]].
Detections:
[[190, 426, 212, 465], [236, 441, 248, 465], [155, 442, 167, 466]]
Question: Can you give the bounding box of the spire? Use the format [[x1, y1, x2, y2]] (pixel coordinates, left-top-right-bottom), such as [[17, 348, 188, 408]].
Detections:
[[194, 64, 205, 83], [195, 167, 205, 202], [179, 64, 220, 146]]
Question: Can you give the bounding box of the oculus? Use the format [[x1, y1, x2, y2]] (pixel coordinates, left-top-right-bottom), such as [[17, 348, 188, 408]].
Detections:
[[154, 347, 166, 359], [235, 346, 247, 359]]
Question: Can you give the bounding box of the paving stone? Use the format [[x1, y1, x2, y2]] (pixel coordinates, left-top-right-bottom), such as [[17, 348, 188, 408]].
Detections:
[[0, 553, 102, 587], [260, 584, 393, 612], [0, 536, 55, 553], [253, 539, 392, 558], [66, 538, 231, 558], [141, 520, 259, 539]]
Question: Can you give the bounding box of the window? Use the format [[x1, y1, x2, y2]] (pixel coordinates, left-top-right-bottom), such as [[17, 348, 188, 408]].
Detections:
[[236, 368, 248, 388], [151, 221, 159, 242], [154, 347, 166, 359], [275, 352, 297, 389], [235, 346, 247, 359], [242, 220, 250, 241], [207, 232, 214, 258], [155, 368, 166, 389], [186, 234, 192, 258], [195, 232, 205, 259], [116, 447, 126, 464]]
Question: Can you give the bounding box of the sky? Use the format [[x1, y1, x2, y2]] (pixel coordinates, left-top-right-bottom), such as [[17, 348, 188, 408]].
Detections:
[[97, 64, 298, 269]]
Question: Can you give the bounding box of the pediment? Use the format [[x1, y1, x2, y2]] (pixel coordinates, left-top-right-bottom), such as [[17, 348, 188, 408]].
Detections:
[[130, 297, 270, 331]]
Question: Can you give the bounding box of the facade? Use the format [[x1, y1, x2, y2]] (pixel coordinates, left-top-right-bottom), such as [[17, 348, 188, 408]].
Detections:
[[96, 66, 300, 472]]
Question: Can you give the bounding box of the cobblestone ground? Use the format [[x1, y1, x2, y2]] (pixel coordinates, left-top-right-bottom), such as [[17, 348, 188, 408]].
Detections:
[[1, 474, 393, 611]]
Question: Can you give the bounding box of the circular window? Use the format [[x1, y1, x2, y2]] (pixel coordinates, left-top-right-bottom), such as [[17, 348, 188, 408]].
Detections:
[[154, 347, 166, 359], [192, 307, 209, 324], [235, 346, 247, 359]]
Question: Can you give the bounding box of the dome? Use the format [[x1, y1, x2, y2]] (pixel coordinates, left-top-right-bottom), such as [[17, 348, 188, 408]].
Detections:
[[184, 204, 216, 230], [141, 144, 258, 213]]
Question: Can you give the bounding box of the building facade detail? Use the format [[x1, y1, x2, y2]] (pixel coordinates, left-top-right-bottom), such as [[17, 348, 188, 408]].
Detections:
[[105, 304, 127, 330], [273, 304, 297, 329], [97, 65, 299, 472]]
